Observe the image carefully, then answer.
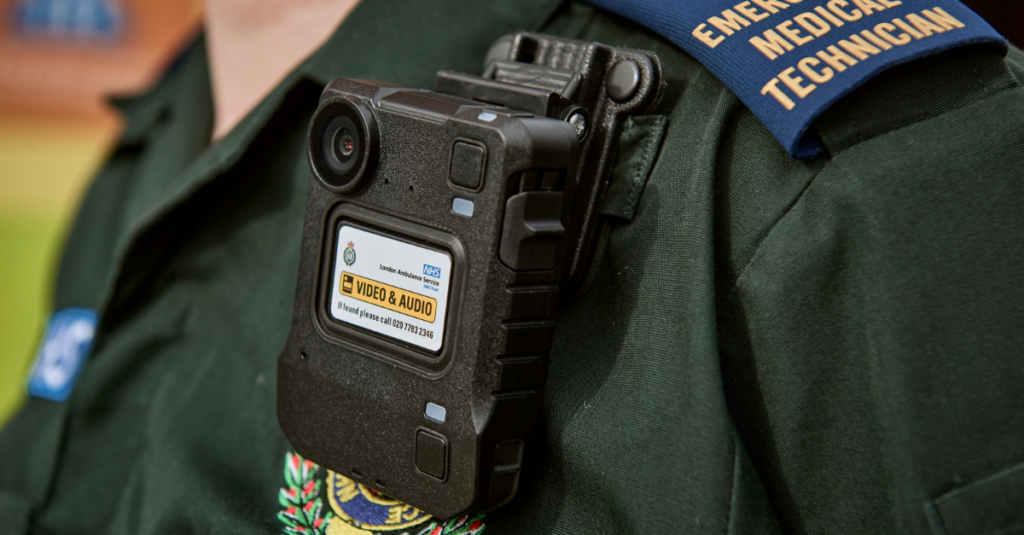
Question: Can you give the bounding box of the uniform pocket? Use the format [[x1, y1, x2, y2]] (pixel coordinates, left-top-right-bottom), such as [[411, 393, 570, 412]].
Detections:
[[926, 463, 1024, 535]]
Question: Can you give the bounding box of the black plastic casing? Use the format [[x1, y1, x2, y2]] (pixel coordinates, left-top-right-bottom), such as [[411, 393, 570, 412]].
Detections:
[[277, 78, 579, 519]]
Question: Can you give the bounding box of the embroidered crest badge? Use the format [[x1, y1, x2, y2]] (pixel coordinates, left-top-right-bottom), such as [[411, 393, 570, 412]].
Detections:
[[278, 452, 485, 535]]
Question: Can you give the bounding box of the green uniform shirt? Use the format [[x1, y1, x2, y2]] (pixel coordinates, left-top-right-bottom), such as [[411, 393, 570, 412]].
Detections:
[[2, 1, 1023, 534]]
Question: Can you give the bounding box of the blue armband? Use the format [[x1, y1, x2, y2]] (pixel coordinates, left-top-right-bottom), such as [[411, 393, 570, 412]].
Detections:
[[588, 0, 1007, 158]]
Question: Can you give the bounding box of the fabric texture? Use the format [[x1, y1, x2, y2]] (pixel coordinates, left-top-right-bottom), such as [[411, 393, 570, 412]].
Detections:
[[0, 491, 31, 535], [1, 0, 1022, 534]]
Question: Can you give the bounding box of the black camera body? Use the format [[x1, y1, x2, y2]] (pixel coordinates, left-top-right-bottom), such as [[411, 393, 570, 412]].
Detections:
[[278, 32, 662, 519]]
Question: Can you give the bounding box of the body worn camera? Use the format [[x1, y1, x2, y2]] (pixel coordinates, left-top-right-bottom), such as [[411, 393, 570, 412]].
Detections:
[[278, 33, 662, 519]]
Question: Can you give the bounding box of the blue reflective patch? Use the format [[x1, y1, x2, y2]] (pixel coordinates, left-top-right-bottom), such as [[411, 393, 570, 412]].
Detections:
[[589, 0, 1006, 158], [27, 308, 98, 402], [425, 401, 447, 423], [452, 197, 475, 217]]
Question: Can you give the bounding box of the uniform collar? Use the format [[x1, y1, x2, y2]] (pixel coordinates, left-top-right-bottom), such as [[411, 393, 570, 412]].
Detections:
[[300, 0, 564, 88], [95, 0, 564, 319], [189, 0, 564, 189]]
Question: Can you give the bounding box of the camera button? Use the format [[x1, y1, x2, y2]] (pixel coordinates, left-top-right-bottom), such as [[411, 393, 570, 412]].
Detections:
[[494, 440, 523, 470], [449, 141, 486, 190], [415, 430, 448, 481], [499, 191, 564, 271]]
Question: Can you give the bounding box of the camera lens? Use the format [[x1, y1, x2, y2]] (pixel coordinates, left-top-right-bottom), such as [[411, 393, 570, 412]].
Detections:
[[322, 116, 360, 175], [308, 97, 378, 191], [337, 133, 355, 158]]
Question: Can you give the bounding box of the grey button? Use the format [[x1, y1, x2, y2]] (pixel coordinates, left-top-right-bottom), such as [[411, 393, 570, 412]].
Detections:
[[415, 430, 447, 480], [494, 440, 523, 470], [449, 141, 486, 190], [498, 191, 564, 271]]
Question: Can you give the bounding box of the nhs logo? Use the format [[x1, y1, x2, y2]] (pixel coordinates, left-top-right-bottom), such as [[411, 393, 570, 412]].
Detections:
[[423, 264, 442, 278], [28, 308, 98, 402]]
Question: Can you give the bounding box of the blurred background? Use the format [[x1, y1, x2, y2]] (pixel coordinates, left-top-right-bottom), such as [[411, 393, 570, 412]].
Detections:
[[0, 0, 1020, 426], [0, 0, 201, 424]]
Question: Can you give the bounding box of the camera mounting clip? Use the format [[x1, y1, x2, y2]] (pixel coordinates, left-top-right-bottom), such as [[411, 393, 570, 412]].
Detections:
[[435, 31, 664, 299]]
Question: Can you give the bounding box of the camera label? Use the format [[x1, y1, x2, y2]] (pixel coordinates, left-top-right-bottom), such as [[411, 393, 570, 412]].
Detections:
[[339, 273, 437, 323], [330, 225, 452, 352]]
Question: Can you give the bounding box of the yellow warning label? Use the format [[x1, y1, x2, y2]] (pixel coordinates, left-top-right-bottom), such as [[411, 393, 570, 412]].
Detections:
[[339, 272, 437, 323]]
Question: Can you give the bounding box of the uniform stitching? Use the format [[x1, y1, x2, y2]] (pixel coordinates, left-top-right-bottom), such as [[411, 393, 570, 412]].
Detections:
[[720, 163, 826, 305], [623, 116, 667, 219], [625, 121, 655, 218], [725, 434, 740, 535]]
